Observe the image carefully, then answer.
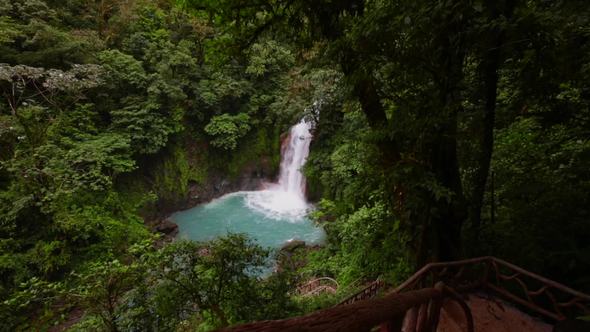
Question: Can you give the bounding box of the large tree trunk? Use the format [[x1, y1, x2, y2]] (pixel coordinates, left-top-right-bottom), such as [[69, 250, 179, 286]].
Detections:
[[424, 1, 470, 263], [468, 44, 499, 236], [354, 77, 388, 128], [353, 76, 401, 166], [468, 1, 515, 235], [431, 111, 468, 262]]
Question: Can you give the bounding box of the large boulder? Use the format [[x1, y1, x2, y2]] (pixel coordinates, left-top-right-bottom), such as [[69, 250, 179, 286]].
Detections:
[[155, 218, 179, 237], [280, 239, 306, 253]]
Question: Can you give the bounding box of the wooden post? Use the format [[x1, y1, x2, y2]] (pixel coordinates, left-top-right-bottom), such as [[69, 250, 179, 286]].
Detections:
[[425, 283, 445, 332], [416, 302, 428, 332], [405, 306, 418, 332], [379, 316, 404, 332]]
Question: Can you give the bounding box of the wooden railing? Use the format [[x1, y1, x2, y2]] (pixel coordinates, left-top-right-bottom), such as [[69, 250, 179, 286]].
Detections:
[[218, 257, 590, 332], [387, 256, 590, 321], [338, 279, 386, 305], [297, 277, 339, 296], [220, 283, 472, 332]]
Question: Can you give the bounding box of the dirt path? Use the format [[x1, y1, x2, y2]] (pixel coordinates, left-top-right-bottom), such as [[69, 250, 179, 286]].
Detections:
[[437, 293, 552, 332]]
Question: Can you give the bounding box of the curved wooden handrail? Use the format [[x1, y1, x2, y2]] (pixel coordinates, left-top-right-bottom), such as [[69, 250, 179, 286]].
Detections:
[[220, 282, 473, 332], [217, 257, 590, 332], [219, 287, 443, 332], [346, 256, 590, 321], [297, 277, 339, 296]]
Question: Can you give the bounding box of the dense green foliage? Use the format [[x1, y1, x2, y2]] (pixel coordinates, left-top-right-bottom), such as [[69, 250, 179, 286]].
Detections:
[[204, 113, 251, 150], [0, 0, 300, 329], [1, 0, 589, 330], [68, 234, 295, 331], [181, 0, 590, 290]]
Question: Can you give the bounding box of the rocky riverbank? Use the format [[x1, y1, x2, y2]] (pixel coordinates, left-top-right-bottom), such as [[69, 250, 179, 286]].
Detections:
[[145, 157, 276, 240]]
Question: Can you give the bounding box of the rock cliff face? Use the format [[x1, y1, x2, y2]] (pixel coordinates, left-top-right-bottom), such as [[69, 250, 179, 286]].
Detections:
[[142, 127, 281, 238], [151, 156, 275, 214], [146, 161, 276, 239], [184, 158, 273, 209]]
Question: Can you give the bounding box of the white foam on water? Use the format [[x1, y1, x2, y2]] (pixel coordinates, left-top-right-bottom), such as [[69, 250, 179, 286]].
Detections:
[[200, 191, 244, 209], [244, 189, 310, 221]]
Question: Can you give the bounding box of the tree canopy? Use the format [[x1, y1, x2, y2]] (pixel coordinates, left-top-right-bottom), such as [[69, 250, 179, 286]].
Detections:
[[1, 0, 589, 330]]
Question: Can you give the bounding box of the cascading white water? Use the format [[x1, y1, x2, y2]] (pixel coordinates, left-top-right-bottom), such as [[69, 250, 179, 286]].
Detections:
[[277, 119, 313, 197], [244, 118, 313, 219]]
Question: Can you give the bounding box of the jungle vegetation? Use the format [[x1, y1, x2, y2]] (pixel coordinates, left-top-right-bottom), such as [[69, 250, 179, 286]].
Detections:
[[0, 0, 589, 330]]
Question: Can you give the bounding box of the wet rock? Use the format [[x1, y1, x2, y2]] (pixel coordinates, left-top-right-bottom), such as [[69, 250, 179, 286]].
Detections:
[[155, 218, 179, 237], [280, 239, 306, 252]]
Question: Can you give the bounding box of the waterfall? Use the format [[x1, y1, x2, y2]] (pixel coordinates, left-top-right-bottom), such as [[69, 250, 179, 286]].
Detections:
[[277, 119, 313, 198], [172, 117, 326, 248], [244, 118, 313, 220]]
